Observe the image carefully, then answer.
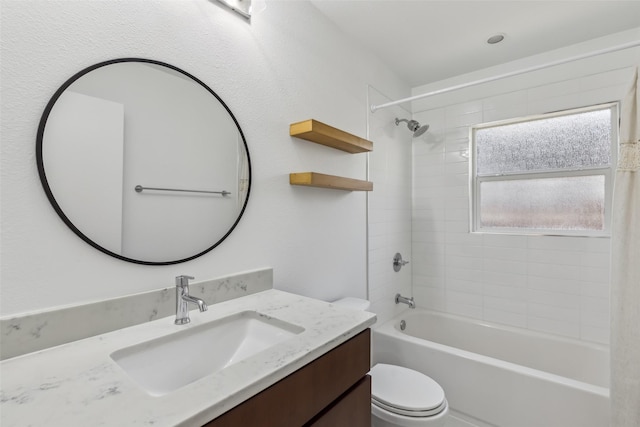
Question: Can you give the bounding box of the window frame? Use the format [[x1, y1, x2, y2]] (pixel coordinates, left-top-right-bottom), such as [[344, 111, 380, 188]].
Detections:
[[470, 102, 619, 237]]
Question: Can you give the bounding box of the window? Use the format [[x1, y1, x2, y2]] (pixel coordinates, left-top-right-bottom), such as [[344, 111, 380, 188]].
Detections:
[[471, 103, 618, 236]]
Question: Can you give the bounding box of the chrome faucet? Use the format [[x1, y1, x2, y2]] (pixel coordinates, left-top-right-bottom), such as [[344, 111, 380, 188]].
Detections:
[[395, 293, 415, 309], [175, 275, 208, 325]]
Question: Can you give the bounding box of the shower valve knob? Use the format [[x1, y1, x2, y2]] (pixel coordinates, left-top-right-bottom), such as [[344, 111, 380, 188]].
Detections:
[[393, 253, 409, 272]]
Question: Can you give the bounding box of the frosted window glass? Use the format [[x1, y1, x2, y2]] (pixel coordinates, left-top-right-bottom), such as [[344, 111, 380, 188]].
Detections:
[[476, 109, 611, 176], [480, 175, 605, 230]]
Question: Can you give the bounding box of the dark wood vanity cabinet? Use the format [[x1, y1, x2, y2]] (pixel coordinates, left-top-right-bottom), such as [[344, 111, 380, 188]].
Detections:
[[205, 328, 371, 427]]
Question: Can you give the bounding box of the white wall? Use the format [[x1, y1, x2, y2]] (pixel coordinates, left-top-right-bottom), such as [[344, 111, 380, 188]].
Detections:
[[0, 0, 410, 315], [43, 91, 125, 254], [410, 28, 640, 345], [367, 86, 413, 325]]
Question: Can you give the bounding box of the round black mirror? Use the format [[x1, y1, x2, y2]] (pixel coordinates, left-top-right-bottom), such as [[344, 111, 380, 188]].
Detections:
[[37, 58, 251, 265]]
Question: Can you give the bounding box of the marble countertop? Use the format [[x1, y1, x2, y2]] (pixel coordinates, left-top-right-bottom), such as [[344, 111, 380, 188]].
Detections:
[[0, 289, 376, 426]]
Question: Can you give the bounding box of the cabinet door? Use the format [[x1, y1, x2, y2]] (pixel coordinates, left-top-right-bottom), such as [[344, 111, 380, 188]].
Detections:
[[305, 375, 371, 427], [205, 329, 370, 427]]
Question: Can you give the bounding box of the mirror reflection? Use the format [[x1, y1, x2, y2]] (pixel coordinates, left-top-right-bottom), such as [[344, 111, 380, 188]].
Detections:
[[37, 59, 251, 265]]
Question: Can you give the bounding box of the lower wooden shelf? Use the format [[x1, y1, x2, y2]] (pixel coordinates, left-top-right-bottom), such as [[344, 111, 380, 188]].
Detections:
[[290, 172, 373, 191]]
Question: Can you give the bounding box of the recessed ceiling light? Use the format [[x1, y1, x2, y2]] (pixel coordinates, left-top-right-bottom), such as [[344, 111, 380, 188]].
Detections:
[[487, 33, 505, 45]]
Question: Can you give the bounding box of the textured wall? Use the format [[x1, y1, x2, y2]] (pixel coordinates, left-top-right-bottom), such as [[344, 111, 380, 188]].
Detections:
[[0, 0, 409, 315]]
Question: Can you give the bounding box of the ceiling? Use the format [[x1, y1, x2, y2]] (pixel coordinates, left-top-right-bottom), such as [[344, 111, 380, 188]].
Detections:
[[310, 0, 640, 87]]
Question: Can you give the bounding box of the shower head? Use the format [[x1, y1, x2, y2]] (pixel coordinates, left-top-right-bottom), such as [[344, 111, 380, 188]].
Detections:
[[395, 118, 429, 137]]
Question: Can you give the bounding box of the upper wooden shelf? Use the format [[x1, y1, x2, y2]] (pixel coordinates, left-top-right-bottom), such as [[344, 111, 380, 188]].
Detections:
[[290, 119, 373, 153]]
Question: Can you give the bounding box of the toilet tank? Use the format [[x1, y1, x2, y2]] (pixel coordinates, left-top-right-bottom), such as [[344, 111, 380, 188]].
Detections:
[[333, 297, 370, 311]]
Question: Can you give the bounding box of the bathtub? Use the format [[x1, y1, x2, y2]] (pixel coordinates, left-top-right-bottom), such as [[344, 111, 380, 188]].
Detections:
[[372, 309, 609, 427]]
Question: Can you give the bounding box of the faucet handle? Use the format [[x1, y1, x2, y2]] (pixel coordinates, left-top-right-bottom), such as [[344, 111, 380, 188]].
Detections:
[[175, 275, 195, 287], [393, 253, 409, 272]]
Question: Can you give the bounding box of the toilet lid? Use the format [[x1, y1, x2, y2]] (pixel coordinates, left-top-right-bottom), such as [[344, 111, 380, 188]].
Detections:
[[370, 364, 446, 415]]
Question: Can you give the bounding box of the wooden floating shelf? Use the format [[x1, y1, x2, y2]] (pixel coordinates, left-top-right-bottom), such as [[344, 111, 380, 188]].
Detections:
[[290, 119, 373, 153], [290, 172, 373, 192]]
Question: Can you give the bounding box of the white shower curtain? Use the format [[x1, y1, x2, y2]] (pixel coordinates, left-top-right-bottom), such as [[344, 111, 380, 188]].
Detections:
[[610, 67, 640, 426]]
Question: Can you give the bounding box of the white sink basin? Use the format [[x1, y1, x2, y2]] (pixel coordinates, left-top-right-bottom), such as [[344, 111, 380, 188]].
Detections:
[[110, 311, 304, 396]]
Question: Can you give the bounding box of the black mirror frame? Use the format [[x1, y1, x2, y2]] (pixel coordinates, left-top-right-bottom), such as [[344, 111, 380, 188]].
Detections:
[[36, 58, 252, 265]]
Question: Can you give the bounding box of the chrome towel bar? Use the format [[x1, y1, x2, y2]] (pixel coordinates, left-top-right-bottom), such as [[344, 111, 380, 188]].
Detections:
[[134, 185, 231, 196]]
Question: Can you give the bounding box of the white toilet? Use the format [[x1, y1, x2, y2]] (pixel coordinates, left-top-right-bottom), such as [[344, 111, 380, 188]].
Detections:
[[333, 298, 449, 427], [370, 363, 448, 427]]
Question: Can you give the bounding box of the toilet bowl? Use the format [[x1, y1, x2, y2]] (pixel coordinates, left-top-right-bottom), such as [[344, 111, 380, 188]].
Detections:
[[332, 298, 449, 427], [370, 363, 448, 427]]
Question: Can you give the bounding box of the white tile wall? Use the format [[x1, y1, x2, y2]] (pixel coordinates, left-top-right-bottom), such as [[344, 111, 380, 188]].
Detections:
[[410, 48, 639, 345], [367, 87, 413, 326]]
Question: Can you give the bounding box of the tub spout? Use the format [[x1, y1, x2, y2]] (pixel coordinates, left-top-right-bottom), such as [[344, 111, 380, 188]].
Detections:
[[395, 293, 415, 309]]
